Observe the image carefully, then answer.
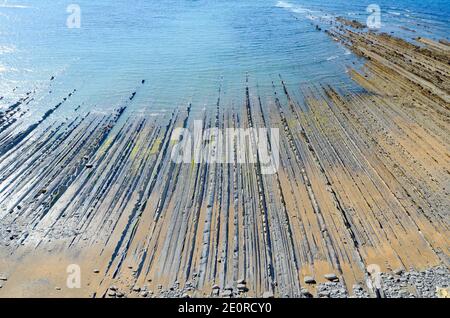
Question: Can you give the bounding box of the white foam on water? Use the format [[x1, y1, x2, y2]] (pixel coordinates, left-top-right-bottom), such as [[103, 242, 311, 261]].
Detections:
[[0, 3, 30, 9], [0, 45, 15, 55], [275, 1, 293, 9], [276, 1, 316, 18]]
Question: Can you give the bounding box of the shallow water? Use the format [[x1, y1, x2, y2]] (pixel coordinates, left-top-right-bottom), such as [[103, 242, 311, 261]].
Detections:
[[0, 0, 448, 118]]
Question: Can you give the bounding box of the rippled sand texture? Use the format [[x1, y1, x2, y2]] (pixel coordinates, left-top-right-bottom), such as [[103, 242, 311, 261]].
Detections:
[[0, 18, 449, 298]]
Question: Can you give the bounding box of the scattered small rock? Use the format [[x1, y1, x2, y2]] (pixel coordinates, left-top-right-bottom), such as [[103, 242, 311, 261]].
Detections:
[[324, 273, 339, 281], [262, 291, 274, 298], [318, 290, 330, 298], [237, 283, 248, 292], [108, 291, 117, 297], [140, 291, 148, 297], [221, 290, 233, 297], [393, 268, 404, 275], [301, 288, 312, 297], [133, 286, 141, 292], [304, 276, 316, 284]]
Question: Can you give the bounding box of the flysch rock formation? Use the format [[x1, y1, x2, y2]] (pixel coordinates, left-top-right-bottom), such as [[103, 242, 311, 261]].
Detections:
[[0, 18, 448, 298]]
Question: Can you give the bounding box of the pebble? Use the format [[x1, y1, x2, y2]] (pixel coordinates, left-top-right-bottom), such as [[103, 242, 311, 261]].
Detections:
[[237, 283, 248, 292], [318, 290, 330, 298], [108, 291, 117, 297], [221, 290, 233, 297], [393, 268, 404, 275], [324, 273, 338, 281], [300, 288, 312, 297], [436, 269, 446, 275], [304, 276, 316, 284], [262, 291, 274, 298]]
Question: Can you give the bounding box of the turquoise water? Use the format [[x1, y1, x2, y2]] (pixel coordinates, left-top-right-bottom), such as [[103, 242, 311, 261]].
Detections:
[[0, 0, 448, 118]]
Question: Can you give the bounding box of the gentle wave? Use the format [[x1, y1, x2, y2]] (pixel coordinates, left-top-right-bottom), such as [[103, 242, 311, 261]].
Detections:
[[388, 11, 402, 16], [275, 1, 293, 9], [0, 45, 16, 54], [0, 3, 30, 9], [276, 1, 315, 15], [275, 1, 331, 22]]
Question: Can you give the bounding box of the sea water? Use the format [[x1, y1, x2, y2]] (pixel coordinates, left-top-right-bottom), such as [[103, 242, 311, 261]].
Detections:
[[0, 0, 448, 119]]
